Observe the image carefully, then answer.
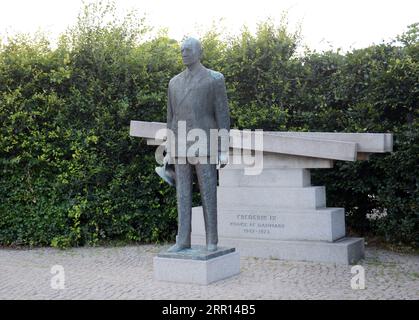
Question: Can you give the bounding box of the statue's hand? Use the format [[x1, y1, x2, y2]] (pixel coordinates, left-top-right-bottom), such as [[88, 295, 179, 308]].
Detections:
[[163, 142, 174, 166], [217, 152, 229, 169], [163, 152, 171, 166]]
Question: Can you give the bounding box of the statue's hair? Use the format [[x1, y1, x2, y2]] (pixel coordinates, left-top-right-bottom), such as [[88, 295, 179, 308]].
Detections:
[[182, 37, 202, 54]]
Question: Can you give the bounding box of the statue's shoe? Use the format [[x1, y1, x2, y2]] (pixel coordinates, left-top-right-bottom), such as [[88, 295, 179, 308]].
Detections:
[[207, 244, 217, 252], [167, 243, 191, 253]]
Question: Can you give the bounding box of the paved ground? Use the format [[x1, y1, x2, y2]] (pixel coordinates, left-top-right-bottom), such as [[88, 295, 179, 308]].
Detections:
[[0, 244, 418, 300]]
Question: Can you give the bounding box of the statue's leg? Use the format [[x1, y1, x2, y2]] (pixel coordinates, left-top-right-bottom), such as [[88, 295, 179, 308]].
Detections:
[[168, 161, 193, 252], [195, 162, 218, 251]]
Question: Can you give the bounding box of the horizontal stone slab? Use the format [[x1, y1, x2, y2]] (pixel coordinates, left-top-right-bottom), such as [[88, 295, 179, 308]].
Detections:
[[130, 121, 360, 161], [230, 129, 358, 161], [146, 138, 164, 146], [192, 206, 345, 242], [219, 168, 311, 187], [225, 152, 334, 169], [217, 186, 326, 209], [143, 141, 334, 169], [154, 250, 240, 285], [130, 121, 165, 139], [266, 131, 393, 153], [191, 235, 364, 264], [130, 121, 393, 160]]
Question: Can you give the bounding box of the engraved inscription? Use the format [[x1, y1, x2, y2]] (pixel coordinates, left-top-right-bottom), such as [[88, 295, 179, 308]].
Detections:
[[229, 213, 285, 235]]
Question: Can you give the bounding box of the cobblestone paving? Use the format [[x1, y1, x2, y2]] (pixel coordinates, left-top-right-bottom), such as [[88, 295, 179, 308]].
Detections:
[[0, 245, 418, 300]]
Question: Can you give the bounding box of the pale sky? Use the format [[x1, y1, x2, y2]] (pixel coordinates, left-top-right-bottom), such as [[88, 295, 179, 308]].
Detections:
[[0, 0, 418, 52]]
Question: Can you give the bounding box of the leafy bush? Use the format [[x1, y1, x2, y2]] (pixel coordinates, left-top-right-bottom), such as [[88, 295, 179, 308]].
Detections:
[[0, 2, 417, 247]]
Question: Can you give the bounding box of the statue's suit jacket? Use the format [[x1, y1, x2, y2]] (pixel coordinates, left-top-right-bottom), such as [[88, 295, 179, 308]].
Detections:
[[166, 65, 230, 159]]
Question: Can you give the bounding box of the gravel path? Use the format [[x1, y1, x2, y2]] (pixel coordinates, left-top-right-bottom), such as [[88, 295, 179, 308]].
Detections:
[[0, 244, 418, 300]]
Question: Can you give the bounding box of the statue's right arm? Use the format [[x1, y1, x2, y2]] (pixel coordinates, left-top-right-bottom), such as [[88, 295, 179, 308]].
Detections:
[[167, 85, 173, 131], [165, 84, 173, 160]]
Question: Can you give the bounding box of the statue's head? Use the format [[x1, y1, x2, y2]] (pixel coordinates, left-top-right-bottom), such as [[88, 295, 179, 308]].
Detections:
[[181, 37, 202, 66]]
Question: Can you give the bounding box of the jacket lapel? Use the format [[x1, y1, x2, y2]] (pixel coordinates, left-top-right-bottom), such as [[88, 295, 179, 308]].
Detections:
[[176, 68, 208, 107]]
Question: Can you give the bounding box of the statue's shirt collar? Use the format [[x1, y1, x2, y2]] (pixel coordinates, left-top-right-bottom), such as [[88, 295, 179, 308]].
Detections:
[[185, 63, 206, 81]]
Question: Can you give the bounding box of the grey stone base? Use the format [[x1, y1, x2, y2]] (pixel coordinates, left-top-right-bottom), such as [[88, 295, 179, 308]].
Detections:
[[157, 245, 235, 260], [192, 235, 364, 265], [192, 206, 346, 242], [154, 247, 240, 285]]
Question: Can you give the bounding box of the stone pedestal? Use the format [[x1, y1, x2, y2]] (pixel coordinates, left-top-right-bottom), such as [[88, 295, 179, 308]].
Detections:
[[191, 160, 365, 264], [129, 121, 393, 266], [191, 235, 364, 265], [153, 246, 240, 285]]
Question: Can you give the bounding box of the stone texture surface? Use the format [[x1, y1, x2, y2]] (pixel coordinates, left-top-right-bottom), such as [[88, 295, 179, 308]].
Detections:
[[225, 152, 334, 169], [192, 207, 345, 242], [0, 245, 417, 300], [229, 129, 358, 161], [217, 186, 326, 209], [192, 236, 364, 264], [265, 131, 393, 153], [219, 168, 311, 187], [157, 245, 235, 260], [130, 121, 393, 155], [154, 251, 240, 285]]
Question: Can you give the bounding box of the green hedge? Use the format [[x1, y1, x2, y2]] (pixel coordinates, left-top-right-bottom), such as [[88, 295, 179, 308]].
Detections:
[[0, 3, 417, 247]]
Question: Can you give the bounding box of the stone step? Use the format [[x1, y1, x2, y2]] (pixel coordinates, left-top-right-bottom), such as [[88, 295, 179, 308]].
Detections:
[[154, 248, 240, 285], [191, 235, 365, 265], [217, 186, 326, 209], [225, 151, 334, 169], [192, 206, 345, 242], [219, 168, 311, 187]]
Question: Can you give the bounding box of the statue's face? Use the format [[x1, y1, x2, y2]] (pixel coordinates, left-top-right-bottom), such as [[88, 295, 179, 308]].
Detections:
[[181, 38, 201, 66]]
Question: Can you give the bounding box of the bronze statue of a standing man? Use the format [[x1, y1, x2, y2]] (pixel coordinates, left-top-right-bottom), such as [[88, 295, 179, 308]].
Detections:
[[165, 37, 230, 252]]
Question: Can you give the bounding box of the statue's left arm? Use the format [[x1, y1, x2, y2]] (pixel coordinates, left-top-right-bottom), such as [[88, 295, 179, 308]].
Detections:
[[213, 74, 230, 167], [165, 82, 174, 162]]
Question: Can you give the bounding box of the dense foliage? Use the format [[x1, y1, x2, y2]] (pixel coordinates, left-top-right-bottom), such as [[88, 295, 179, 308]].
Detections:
[[1, 2, 417, 247]]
